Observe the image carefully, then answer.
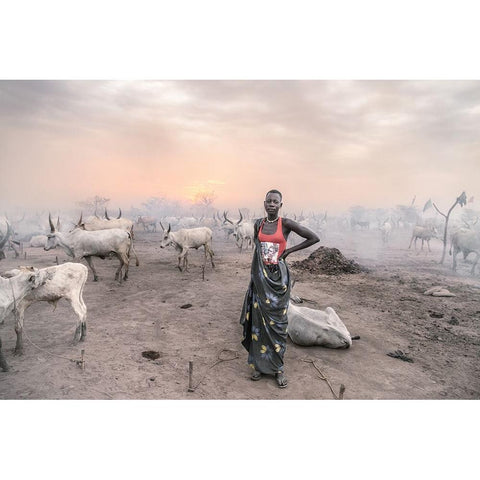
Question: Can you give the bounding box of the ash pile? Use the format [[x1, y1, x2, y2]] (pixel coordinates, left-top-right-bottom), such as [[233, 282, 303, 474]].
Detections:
[[291, 246, 368, 275]]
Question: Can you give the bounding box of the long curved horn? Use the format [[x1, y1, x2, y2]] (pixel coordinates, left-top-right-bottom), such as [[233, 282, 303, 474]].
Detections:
[[49, 213, 55, 233], [223, 211, 233, 225], [117, 208, 122, 219], [56, 216, 61, 230], [0, 221, 12, 250], [237, 209, 243, 225], [77, 212, 83, 226], [167, 223, 171, 234], [159, 221, 165, 231], [105, 208, 110, 220]]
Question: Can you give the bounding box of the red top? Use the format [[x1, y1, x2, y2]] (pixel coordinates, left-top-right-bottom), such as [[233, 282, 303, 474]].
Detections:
[[258, 217, 287, 264]]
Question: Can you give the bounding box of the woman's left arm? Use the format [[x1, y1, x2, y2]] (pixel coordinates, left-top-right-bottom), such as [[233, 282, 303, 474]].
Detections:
[[279, 218, 320, 260]]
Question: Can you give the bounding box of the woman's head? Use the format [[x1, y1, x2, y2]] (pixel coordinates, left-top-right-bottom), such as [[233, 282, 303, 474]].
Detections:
[[265, 189, 282, 201], [264, 189, 283, 216]]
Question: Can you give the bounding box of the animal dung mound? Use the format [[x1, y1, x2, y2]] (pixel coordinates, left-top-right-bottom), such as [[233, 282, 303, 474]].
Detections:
[[291, 246, 367, 275], [142, 350, 160, 360]]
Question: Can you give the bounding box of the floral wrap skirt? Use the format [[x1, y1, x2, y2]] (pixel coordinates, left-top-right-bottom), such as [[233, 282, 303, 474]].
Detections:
[[240, 235, 291, 375]]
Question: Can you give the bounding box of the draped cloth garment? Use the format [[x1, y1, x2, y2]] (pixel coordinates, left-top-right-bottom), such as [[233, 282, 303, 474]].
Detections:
[[240, 218, 291, 374]]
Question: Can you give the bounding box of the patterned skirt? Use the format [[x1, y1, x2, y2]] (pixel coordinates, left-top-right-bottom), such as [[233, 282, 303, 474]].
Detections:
[[240, 245, 291, 375]]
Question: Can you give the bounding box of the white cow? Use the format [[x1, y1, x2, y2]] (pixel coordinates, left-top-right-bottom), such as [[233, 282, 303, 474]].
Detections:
[[380, 221, 393, 244], [29, 235, 48, 248], [2, 263, 88, 355], [136, 215, 157, 232], [449, 228, 480, 275], [45, 214, 132, 283], [0, 267, 48, 371], [224, 211, 254, 251], [159, 223, 215, 272], [287, 302, 352, 348], [77, 211, 139, 266], [408, 225, 438, 252]]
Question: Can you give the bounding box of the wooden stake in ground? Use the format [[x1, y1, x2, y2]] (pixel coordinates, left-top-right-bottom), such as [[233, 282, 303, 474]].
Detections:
[[80, 349, 85, 371], [188, 361, 194, 392]]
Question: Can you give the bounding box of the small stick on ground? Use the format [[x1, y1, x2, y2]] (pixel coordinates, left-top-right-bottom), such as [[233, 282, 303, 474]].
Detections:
[[188, 361, 194, 392]]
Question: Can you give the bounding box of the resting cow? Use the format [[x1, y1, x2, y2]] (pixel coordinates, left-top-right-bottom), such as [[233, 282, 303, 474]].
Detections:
[[287, 302, 352, 348]]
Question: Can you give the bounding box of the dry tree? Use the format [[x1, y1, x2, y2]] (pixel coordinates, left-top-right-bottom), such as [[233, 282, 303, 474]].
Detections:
[[431, 191, 467, 264]]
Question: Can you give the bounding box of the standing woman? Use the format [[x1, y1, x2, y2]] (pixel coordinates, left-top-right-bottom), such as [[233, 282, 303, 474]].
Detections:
[[240, 189, 320, 388]]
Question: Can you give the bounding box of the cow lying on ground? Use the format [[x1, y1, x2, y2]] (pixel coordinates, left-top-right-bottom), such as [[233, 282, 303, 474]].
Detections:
[[287, 302, 352, 348], [3, 263, 88, 355]]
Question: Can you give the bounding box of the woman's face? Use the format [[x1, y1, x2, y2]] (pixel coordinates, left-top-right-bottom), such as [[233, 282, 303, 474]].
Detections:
[[264, 192, 282, 216]]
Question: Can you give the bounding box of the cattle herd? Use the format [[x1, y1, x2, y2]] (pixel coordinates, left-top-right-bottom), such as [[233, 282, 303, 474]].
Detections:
[[1, 203, 479, 375]]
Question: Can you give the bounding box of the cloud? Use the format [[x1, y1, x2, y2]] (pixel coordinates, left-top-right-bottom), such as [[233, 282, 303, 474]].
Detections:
[[1, 80, 479, 213]]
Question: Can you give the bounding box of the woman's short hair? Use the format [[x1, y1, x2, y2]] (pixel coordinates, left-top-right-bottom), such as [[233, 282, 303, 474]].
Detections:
[[265, 189, 283, 200]]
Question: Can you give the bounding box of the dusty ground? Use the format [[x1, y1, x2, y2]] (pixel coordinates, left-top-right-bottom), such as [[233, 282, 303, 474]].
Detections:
[[1, 226, 479, 400]]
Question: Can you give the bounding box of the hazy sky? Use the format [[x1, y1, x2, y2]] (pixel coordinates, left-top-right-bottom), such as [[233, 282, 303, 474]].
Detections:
[[1, 80, 479, 215]]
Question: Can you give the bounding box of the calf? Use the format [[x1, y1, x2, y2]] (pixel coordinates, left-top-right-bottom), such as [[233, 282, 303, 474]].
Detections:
[[408, 225, 437, 252], [3, 263, 88, 355]]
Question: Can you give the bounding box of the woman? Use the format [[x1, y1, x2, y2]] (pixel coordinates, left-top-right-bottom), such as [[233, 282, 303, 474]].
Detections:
[[240, 189, 320, 388]]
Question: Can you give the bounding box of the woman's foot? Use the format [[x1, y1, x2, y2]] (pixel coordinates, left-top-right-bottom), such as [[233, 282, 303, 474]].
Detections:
[[251, 369, 262, 381], [276, 372, 288, 388]]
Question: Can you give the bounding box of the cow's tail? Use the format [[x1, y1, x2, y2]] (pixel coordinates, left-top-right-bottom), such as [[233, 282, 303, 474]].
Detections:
[[449, 235, 453, 256]]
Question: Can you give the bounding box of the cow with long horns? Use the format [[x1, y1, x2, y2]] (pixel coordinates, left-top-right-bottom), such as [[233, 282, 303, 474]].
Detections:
[[45, 214, 132, 283], [75, 210, 139, 266], [224, 210, 254, 251], [159, 222, 215, 272]]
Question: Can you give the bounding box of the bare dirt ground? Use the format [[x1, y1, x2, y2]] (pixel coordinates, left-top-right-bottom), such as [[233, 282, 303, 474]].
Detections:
[[1, 226, 479, 400]]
